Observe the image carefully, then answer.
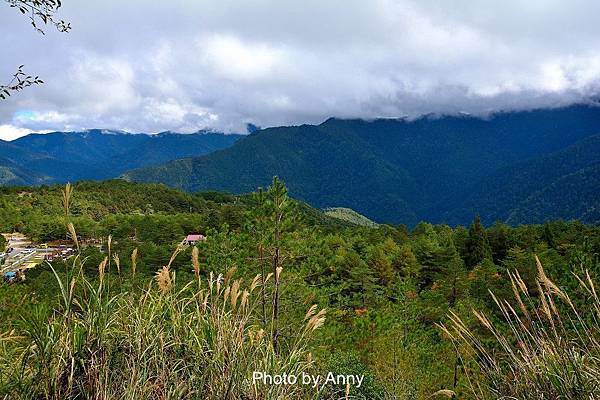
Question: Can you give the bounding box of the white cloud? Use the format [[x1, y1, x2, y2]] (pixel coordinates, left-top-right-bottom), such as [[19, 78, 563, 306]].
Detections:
[[540, 62, 569, 92], [67, 55, 141, 114], [14, 111, 71, 125], [1, 0, 600, 134], [0, 125, 32, 141], [199, 34, 283, 81]]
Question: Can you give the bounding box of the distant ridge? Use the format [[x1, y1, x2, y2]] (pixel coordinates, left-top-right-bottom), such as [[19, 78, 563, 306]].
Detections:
[[124, 104, 600, 226], [0, 130, 242, 185]]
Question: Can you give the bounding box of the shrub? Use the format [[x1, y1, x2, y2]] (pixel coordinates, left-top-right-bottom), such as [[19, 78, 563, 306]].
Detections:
[[320, 351, 385, 400]]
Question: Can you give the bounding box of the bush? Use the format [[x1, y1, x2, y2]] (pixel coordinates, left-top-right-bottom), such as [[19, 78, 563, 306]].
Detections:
[[320, 351, 385, 400]]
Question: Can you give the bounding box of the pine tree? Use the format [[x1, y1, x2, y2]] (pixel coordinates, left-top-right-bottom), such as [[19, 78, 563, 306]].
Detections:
[[346, 251, 379, 308], [368, 246, 395, 286], [542, 223, 556, 248], [265, 176, 295, 353], [394, 244, 420, 279], [465, 215, 492, 269], [488, 222, 512, 264]]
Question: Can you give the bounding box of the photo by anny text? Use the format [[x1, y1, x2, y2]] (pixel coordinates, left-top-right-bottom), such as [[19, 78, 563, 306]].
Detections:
[[252, 371, 365, 389]]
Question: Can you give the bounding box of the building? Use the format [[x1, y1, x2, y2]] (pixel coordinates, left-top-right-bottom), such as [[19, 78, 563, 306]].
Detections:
[[184, 234, 207, 245]]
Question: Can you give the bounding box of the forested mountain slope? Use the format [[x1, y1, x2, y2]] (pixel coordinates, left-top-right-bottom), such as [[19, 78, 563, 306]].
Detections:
[[125, 104, 600, 226], [0, 130, 241, 184], [439, 134, 600, 224]]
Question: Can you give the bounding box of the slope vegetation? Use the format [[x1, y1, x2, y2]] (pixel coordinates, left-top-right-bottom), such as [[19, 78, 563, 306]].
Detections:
[[125, 105, 600, 225]]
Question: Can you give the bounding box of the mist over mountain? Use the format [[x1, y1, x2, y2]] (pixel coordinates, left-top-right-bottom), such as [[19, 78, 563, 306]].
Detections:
[[0, 130, 241, 185], [2, 105, 600, 226], [124, 104, 600, 226]]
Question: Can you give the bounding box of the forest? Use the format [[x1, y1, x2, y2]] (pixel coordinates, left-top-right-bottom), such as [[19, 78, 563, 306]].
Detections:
[[1, 180, 599, 399]]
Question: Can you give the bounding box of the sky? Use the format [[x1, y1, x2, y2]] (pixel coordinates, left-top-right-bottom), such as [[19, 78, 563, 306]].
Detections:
[[2, 0, 600, 140]]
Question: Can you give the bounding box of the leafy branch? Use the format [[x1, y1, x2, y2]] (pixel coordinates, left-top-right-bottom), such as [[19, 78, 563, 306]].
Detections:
[[6, 0, 71, 34], [1, 1, 70, 100], [0, 65, 43, 100]]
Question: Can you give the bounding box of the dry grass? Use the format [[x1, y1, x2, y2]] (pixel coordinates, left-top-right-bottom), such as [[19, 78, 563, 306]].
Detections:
[[0, 246, 325, 399], [439, 256, 600, 399], [192, 246, 200, 279], [155, 265, 175, 294], [131, 247, 138, 276], [61, 182, 73, 217]]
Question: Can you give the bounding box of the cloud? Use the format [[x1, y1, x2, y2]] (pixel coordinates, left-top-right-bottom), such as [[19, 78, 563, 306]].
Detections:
[[0, 125, 32, 141], [1, 0, 600, 140], [200, 34, 283, 81]]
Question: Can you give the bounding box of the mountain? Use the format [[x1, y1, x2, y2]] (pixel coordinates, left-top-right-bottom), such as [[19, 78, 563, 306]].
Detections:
[[505, 164, 600, 225], [0, 139, 51, 185], [125, 123, 420, 223], [0, 130, 242, 184], [0, 156, 41, 186], [124, 104, 600, 226], [439, 134, 600, 225]]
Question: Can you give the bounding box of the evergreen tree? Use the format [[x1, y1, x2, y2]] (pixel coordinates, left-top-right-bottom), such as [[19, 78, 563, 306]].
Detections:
[[367, 246, 395, 286], [488, 222, 512, 264], [346, 251, 379, 308], [394, 244, 420, 279], [465, 215, 492, 268], [542, 222, 556, 248], [414, 233, 459, 291], [265, 176, 295, 352]]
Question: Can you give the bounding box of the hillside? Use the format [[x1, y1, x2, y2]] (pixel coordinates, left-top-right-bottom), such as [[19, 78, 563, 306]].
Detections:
[[324, 207, 378, 227], [0, 180, 349, 238], [125, 123, 419, 223], [0, 154, 46, 186], [124, 104, 600, 226], [505, 164, 600, 225], [438, 134, 600, 224], [0, 130, 242, 184], [0, 140, 52, 185]]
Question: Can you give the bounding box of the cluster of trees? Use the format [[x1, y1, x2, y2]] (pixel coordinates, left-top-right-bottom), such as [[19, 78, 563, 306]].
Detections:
[[0, 181, 247, 241], [1, 180, 599, 398]]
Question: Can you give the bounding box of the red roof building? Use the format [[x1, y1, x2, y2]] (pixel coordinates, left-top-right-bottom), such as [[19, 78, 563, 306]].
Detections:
[[184, 234, 207, 244]]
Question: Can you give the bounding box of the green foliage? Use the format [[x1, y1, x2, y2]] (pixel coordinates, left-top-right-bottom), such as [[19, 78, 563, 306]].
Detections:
[[465, 215, 492, 268], [320, 352, 385, 400], [1, 180, 600, 398]]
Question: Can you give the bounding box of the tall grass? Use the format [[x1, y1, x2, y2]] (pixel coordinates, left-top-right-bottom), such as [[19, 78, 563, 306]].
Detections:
[[440, 256, 600, 399], [0, 250, 325, 399]]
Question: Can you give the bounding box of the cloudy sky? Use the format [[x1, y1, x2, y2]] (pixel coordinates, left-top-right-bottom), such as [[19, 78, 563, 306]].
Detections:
[[1, 0, 600, 140]]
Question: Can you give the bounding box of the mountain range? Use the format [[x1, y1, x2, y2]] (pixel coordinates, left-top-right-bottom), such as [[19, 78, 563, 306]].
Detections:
[[124, 104, 600, 226], [2, 104, 600, 226], [0, 129, 241, 185]]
